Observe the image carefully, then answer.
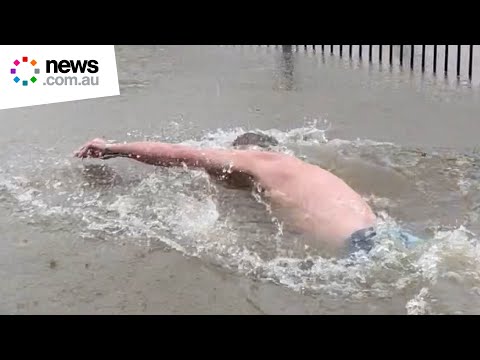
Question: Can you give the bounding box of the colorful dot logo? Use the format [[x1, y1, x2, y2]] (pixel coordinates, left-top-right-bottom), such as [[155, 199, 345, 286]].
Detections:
[[11, 57, 39, 86]]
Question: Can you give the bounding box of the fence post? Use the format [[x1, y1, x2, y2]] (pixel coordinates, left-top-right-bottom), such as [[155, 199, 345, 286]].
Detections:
[[469, 45, 474, 80], [421, 45, 426, 72], [444, 45, 449, 74], [410, 45, 414, 69], [457, 45, 461, 77]]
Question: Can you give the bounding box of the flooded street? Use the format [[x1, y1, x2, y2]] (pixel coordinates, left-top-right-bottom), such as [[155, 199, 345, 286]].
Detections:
[[1, 45, 480, 314]]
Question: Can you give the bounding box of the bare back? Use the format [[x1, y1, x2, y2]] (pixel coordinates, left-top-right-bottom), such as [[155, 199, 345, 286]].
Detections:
[[233, 151, 377, 249]]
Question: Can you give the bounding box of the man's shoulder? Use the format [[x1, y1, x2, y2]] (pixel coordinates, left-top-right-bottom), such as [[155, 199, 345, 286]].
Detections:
[[241, 150, 296, 163], [242, 151, 306, 178]]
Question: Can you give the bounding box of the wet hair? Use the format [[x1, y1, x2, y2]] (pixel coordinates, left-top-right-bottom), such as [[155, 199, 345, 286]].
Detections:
[[232, 132, 279, 149]]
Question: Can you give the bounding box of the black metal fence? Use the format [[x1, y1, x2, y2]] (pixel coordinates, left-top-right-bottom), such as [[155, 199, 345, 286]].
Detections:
[[269, 45, 477, 81]]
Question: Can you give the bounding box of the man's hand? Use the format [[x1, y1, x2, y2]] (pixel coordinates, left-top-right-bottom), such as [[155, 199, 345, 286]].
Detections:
[[74, 138, 110, 159]]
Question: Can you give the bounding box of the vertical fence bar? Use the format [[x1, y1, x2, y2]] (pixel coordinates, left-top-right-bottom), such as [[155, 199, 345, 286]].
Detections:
[[340, 45, 343, 57], [444, 45, 449, 74], [457, 45, 461, 77], [433, 45, 437, 73], [312, 45, 315, 51], [359, 45, 363, 59], [469, 45, 474, 80], [379, 45, 383, 63], [369, 45, 372, 62], [389, 45, 393, 65], [410, 45, 414, 69], [330, 45, 334, 54], [349, 45, 352, 58], [400, 45, 404, 66], [322, 45, 325, 52], [421, 45, 426, 72]]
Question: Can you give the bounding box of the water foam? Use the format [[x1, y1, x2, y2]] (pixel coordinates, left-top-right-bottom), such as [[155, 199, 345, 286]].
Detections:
[[2, 124, 480, 313]]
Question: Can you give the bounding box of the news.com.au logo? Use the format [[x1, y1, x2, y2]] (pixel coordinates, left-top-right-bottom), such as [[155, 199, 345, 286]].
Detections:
[[10, 56, 99, 87]]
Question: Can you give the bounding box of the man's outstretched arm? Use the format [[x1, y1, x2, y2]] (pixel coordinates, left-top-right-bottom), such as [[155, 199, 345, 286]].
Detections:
[[73, 138, 264, 175]]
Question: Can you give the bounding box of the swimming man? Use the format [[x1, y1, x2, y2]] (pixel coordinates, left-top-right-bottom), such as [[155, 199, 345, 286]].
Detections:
[[74, 133, 378, 255]]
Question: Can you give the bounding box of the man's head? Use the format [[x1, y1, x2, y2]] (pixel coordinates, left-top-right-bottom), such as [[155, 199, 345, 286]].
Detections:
[[232, 132, 279, 150]]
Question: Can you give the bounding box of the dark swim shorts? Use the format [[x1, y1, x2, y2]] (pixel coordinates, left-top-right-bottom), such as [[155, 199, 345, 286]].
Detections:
[[346, 226, 422, 255], [346, 227, 377, 254]]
